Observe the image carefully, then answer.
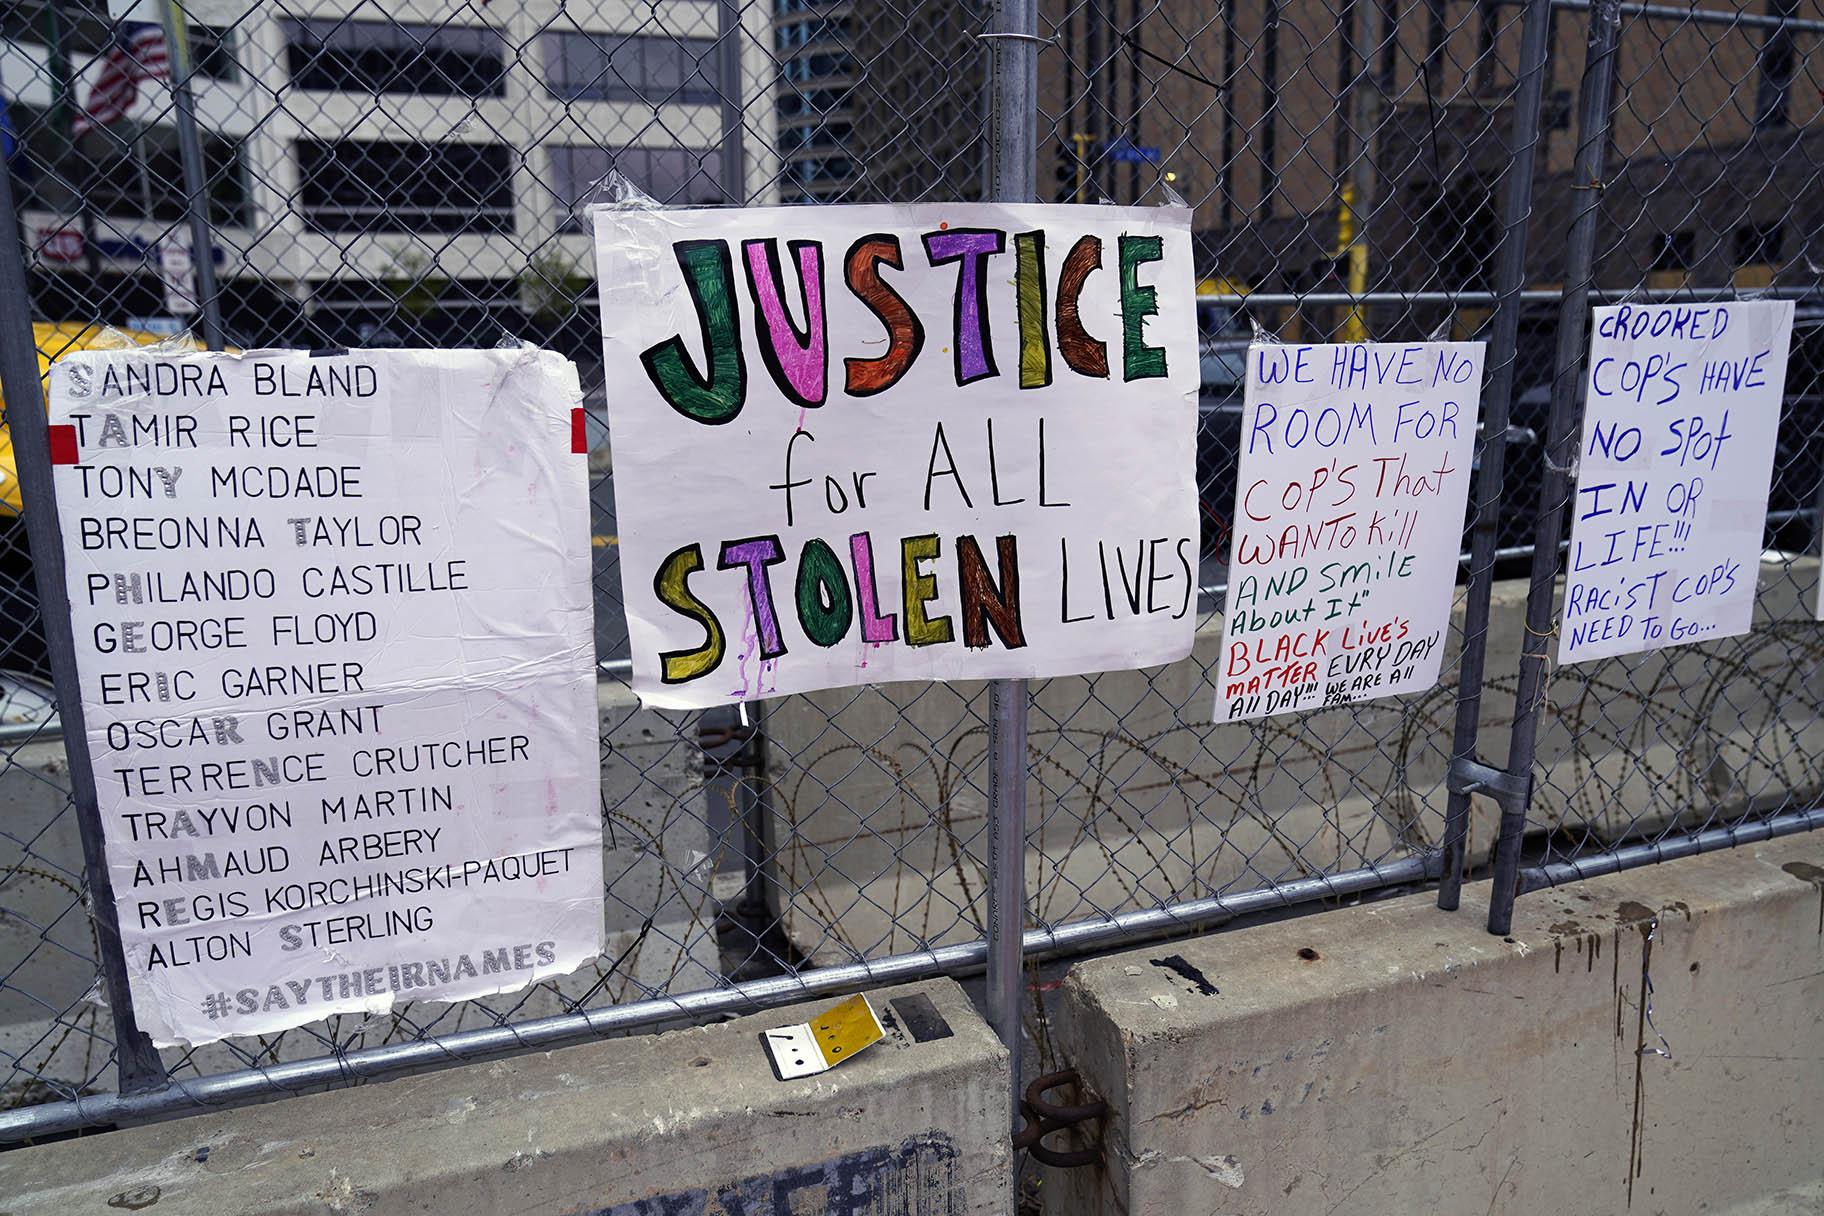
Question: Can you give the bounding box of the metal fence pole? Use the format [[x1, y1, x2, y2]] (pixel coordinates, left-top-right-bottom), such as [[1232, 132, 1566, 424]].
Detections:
[[984, 0, 1038, 1137], [1485, 0, 1623, 935], [158, 0, 225, 350], [0, 151, 169, 1094], [715, 0, 747, 205], [1437, 0, 1554, 909]]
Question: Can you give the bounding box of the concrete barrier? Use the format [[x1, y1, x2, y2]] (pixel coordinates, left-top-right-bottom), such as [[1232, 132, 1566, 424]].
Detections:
[[1040, 837, 1824, 1215], [0, 977, 1010, 1216], [0, 680, 717, 1102], [762, 563, 1824, 965]]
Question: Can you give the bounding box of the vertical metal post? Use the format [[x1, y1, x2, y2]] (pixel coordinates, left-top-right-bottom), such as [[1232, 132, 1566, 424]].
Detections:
[[737, 702, 774, 925], [43, 5, 103, 281], [986, 0, 1037, 1136], [1437, 0, 1554, 909], [0, 155, 168, 1094], [715, 0, 747, 205], [1219, 0, 1237, 229], [157, 0, 224, 350], [1486, 0, 1622, 935]]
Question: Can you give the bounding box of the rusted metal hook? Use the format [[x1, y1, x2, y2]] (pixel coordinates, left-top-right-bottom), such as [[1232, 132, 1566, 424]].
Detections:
[[1013, 1069, 1106, 1168]]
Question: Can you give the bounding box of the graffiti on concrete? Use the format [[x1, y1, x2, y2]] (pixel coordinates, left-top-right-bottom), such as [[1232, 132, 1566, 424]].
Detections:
[[576, 1131, 960, 1216]]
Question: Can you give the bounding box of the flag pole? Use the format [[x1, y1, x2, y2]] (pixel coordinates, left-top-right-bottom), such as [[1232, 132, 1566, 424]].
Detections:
[[44, 4, 102, 280], [156, 0, 222, 349]]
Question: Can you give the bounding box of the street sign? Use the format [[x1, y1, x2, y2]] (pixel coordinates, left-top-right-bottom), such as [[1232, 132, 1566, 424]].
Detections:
[[1102, 137, 1162, 165], [37, 229, 85, 263]]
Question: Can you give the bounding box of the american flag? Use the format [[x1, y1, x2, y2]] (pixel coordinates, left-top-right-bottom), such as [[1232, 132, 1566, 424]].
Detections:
[[71, 22, 168, 136]]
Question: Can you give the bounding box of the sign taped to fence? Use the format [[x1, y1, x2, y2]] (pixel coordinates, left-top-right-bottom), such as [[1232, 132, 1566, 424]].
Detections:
[[45, 347, 603, 1046], [1559, 301, 1794, 664], [1212, 341, 1486, 723], [594, 204, 1200, 708]]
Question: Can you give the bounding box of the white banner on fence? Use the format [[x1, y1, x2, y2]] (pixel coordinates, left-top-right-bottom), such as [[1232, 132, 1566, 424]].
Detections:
[[46, 347, 603, 1046], [1212, 341, 1486, 723], [594, 203, 1200, 709], [1558, 301, 1794, 664]]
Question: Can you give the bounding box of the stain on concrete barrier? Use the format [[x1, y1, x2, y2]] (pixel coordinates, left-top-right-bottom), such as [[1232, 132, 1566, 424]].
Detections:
[[1149, 954, 1218, 996], [578, 1132, 960, 1216], [1778, 860, 1824, 933]]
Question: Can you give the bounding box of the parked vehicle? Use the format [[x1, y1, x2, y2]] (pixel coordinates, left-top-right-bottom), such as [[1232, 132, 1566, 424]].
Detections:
[[0, 323, 168, 679]]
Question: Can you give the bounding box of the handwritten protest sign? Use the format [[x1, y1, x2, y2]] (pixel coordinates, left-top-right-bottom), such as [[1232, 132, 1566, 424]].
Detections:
[[1559, 301, 1794, 664], [1212, 342, 1485, 723], [46, 348, 603, 1046], [594, 204, 1199, 709]]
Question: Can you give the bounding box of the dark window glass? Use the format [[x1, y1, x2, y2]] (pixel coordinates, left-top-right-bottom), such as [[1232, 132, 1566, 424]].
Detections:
[[548, 145, 722, 230], [189, 24, 239, 82], [1734, 222, 1783, 265], [284, 18, 507, 97], [782, 52, 850, 83], [776, 87, 850, 118], [297, 140, 515, 233], [785, 156, 854, 185], [777, 16, 849, 50], [9, 104, 250, 225], [1650, 231, 1695, 272], [1544, 89, 1572, 131], [542, 33, 721, 103], [779, 121, 851, 152], [1753, 0, 1799, 130], [1, 5, 237, 81]]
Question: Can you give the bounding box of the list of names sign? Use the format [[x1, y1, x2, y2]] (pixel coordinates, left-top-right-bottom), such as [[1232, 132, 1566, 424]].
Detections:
[[1213, 342, 1485, 723], [1559, 301, 1794, 663], [48, 347, 603, 1046]]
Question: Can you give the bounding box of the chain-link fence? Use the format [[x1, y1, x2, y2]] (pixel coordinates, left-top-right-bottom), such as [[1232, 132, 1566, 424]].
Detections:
[[0, 0, 1819, 1143]]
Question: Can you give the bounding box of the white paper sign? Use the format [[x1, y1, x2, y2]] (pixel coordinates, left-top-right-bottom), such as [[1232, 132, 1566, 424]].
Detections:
[[1558, 301, 1794, 663], [1212, 342, 1485, 723], [157, 241, 197, 317], [46, 347, 603, 1046], [594, 204, 1199, 709]]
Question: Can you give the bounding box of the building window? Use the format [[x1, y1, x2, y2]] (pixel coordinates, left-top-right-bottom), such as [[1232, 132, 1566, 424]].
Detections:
[[781, 52, 851, 84], [1544, 89, 1573, 131], [785, 156, 855, 185], [190, 24, 240, 82], [543, 33, 721, 104], [549, 145, 722, 229], [6, 102, 251, 225], [1753, 0, 1799, 130], [777, 17, 849, 51], [1, 5, 237, 81], [296, 140, 515, 234], [776, 87, 850, 118], [779, 121, 852, 152], [1473, 0, 1499, 93], [284, 19, 507, 97], [1733, 222, 1783, 265], [1650, 231, 1695, 272]]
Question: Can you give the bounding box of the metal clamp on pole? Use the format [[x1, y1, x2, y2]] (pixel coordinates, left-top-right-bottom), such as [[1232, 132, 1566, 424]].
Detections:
[[1446, 756, 1534, 809]]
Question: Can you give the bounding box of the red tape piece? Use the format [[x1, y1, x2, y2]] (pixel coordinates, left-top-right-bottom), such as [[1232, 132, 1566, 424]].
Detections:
[[47, 424, 78, 465], [572, 407, 588, 455]]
